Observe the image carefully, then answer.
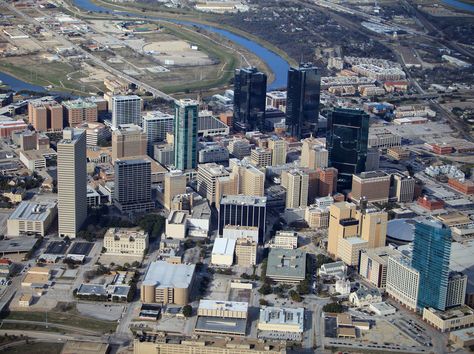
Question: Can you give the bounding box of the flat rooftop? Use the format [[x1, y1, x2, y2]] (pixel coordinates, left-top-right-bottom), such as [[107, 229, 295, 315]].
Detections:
[[21, 148, 56, 161], [259, 306, 304, 331], [77, 284, 106, 296], [267, 248, 306, 279], [220, 195, 267, 207], [450, 240, 474, 293], [355, 170, 390, 179], [0, 237, 38, 254], [143, 261, 195, 289], [8, 201, 56, 222], [362, 247, 401, 265], [199, 300, 248, 313], [195, 316, 247, 335], [62, 99, 97, 109], [212, 238, 236, 256], [168, 210, 188, 225], [135, 332, 286, 351]]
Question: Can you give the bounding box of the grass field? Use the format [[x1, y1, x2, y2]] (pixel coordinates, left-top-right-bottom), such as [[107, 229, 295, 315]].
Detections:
[[0, 342, 63, 354], [3, 311, 117, 334], [0, 322, 64, 333], [89, 0, 297, 67], [0, 59, 103, 94], [158, 23, 237, 93]]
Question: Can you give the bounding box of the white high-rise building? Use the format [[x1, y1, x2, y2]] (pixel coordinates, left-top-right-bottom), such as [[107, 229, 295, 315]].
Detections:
[[386, 252, 420, 311], [111, 95, 142, 128], [142, 111, 174, 156], [57, 129, 87, 238]]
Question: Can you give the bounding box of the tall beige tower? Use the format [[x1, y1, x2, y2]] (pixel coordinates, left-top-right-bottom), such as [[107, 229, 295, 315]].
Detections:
[[301, 136, 328, 170], [216, 173, 239, 208], [357, 208, 387, 249], [327, 202, 358, 257], [268, 138, 287, 166], [112, 124, 147, 162], [58, 128, 87, 238], [231, 160, 265, 197], [164, 170, 187, 210], [285, 169, 309, 208]]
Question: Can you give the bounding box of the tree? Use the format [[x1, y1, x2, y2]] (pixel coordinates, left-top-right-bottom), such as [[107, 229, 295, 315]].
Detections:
[[297, 279, 311, 295], [101, 247, 107, 253], [259, 299, 269, 306], [289, 290, 302, 302], [322, 302, 344, 313], [258, 282, 272, 295], [182, 305, 192, 318]]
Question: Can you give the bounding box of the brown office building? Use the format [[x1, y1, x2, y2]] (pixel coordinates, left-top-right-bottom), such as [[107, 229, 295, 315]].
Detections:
[[317, 167, 338, 197], [134, 333, 286, 354], [141, 260, 195, 305], [62, 99, 98, 127], [28, 98, 63, 132], [112, 124, 147, 162], [351, 171, 390, 203]]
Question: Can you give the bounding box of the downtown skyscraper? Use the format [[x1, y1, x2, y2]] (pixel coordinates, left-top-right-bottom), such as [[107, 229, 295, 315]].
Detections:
[[412, 219, 452, 311], [326, 108, 369, 190], [286, 63, 321, 139], [233, 67, 267, 131], [57, 128, 87, 238], [174, 99, 198, 171]]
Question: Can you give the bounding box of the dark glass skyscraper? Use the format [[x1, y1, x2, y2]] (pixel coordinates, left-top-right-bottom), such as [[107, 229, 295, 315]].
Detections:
[[286, 63, 321, 139], [412, 219, 451, 311], [233, 67, 267, 131], [326, 108, 369, 190], [218, 195, 267, 244]]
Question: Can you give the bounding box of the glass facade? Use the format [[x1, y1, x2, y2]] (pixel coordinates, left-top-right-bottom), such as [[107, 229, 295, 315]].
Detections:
[[286, 63, 321, 139], [218, 197, 267, 244], [412, 219, 452, 311], [174, 100, 198, 170], [326, 108, 369, 190], [233, 67, 267, 131]]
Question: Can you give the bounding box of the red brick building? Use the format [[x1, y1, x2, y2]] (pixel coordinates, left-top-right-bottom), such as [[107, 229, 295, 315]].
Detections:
[[417, 195, 445, 211], [448, 178, 474, 195], [432, 144, 454, 155]]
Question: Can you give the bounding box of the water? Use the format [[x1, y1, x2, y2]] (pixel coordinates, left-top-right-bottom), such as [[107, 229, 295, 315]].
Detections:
[[441, 0, 474, 12], [73, 0, 290, 89], [0, 71, 46, 92]]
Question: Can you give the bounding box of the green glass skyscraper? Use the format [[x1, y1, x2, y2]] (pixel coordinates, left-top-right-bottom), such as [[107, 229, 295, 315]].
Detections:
[[286, 63, 321, 139], [174, 99, 198, 170], [412, 218, 452, 311], [326, 108, 369, 190]]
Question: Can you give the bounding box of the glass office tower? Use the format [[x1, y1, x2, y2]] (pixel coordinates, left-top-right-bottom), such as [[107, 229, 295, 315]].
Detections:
[[326, 108, 369, 190], [174, 99, 198, 170], [286, 63, 321, 139], [412, 219, 452, 311], [233, 67, 267, 132]]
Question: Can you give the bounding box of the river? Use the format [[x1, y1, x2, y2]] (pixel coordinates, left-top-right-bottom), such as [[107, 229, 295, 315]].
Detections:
[[0, 72, 46, 92], [73, 0, 290, 89], [441, 0, 474, 13]]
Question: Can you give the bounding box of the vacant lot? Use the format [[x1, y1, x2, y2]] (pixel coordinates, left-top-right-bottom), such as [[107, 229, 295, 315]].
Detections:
[[3, 310, 117, 334]]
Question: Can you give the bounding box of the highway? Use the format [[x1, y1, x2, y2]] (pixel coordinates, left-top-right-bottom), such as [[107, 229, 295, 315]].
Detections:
[[2, 1, 175, 102]]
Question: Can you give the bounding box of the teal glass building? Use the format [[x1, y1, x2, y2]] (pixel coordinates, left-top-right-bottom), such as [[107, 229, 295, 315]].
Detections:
[[174, 99, 198, 171], [412, 218, 452, 311]]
